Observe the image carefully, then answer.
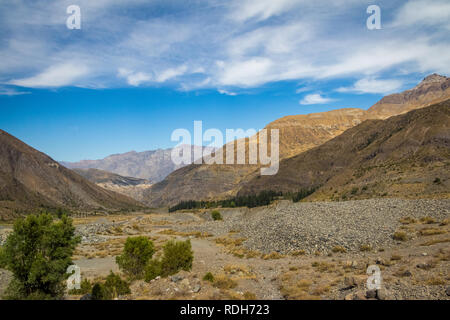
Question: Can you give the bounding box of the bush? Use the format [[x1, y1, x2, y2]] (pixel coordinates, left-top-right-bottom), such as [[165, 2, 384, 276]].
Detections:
[[91, 283, 105, 300], [116, 236, 154, 279], [91, 272, 130, 300], [144, 259, 162, 282], [69, 278, 92, 295], [211, 210, 222, 221], [393, 231, 408, 241], [203, 272, 214, 282], [160, 240, 194, 276], [1, 213, 79, 299], [0, 246, 6, 269]]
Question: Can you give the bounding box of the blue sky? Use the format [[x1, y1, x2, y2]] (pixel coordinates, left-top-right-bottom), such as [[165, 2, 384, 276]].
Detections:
[[0, 0, 449, 161]]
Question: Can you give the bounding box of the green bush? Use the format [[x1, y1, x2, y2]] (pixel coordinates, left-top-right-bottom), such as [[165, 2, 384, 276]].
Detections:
[[160, 240, 194, 276], [0, 246, 6, 269], [91, 283, 105, 300], [69, 278, 92, 295], [116, 236, 155, 279], [202, 272, 214, 282], [1, 213, 80, 300], [144, 259, 162, 282], [91, 272, 130, 300], [211, 210, 222, 221]]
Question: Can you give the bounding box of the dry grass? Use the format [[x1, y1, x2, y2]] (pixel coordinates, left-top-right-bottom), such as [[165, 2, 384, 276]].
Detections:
[[420, 237, 450, 246], [331, 246, 347, 253], [399, 216, 417, 224], [290, 250, 306, 256], [158, 229, 212, 238], [213, 274, 238, 289], [262, 252, 284, 260], [311, 261, 335, 273], [393, 231, 408, 241], [424, 277, 446, 286], [390, 254, 402, 261], [418, 227, 446, 236], [359, 244, 372, 252], [420, 217, 436, 224]]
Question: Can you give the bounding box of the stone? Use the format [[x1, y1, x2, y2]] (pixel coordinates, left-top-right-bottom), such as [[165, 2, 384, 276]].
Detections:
[[80, 294, 92, 300], [180, 278, 190, 287], [171, 275, 183, 282], [416, 263, 431, 270], [376, 288, 389, 300], [343, 277, 357, 289], [352, 291, 367, 300], [366, 289, 377, 299], [446, 286, 450, 296], [344, 293, 354, 300], [192, 285, 201, 293]]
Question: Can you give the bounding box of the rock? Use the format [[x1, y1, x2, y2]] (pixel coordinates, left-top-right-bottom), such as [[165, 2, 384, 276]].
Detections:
[[400, 270, 412, 277], [352, 291, 367, 300], [416, 263, 431, 270], [376, 288, 389, 300], [421, 252, 428, 256], [343, 277, 357, 289], [344, 293, 354, 300], [192, 285, 201, 293], [170, 275, 183, 282], [80, 294, 92, 300], [366, 289, 377, 299], [446, 286, 450, 296], [180, 278, 190, 287]]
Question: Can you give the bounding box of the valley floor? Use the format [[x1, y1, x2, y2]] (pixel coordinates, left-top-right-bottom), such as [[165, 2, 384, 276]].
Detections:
[[0, 198, 449, 300]]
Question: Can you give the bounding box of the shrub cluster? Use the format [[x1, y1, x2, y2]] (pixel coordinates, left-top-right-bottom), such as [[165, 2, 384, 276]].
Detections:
[[115, 236, 155, 280], [169, 187, 319, 212], [90, 272, 130, 300], [211, 210, 222, 221], [0, 213, 80, 300]]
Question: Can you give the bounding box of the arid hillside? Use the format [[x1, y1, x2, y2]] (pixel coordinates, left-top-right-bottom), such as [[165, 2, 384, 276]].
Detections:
[[0, 131, 143, 220], [144, 74, 450, 207], [239, 100, 450, 200]]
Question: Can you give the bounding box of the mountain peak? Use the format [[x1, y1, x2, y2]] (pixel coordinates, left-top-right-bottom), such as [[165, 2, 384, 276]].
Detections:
[[420, 73, 448, 85]]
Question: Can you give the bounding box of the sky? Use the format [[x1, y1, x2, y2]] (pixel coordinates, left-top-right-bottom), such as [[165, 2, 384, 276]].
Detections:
[[0, 0, 449, 161]]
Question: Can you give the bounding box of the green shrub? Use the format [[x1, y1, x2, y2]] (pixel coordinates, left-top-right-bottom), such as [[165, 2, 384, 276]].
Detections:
[[91, 283, 106, 300], [0, 246, 6, 269], [91, 272, 130, 300], [211, 210, 222, 221], [69, 278, 92, 295], [161, 240, 194, 276], [116, 236, 155, 279], [1, 213, 79, 300], [144, 259, 162, 282], [203, 272, 214, 282], [103, 272, 130, 299]]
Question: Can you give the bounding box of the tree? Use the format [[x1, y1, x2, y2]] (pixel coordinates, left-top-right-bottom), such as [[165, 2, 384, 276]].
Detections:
[[161, 240, 193, 276], [116, 236, 154, 279], [1, 213, 80, 299]]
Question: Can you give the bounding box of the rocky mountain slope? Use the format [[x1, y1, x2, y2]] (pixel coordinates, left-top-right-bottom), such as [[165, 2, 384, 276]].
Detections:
[[73, 168, 152, 202], [144, 74, 450, 207], [0, 131, 143, 220], [239, 100, 450, 200], [61, 145, 216, 183]]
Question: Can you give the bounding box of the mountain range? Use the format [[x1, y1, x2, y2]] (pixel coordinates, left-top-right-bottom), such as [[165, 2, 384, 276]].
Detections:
[[0, 131, 142, 220], [144, 74, 450, 207]]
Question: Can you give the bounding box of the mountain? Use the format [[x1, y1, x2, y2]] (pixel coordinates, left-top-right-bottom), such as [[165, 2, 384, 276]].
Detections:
[[0, 130, 143, 220], [61, 145, 216, 183], [72, 168, 152, 202], [238, 99, 450, 200], [144, 74, 450, 207]]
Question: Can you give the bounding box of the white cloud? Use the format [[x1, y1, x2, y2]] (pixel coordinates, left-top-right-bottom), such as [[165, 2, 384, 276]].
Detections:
[[218, 58, 273, 87], [392, 0, 450, 28], [0, 87, 30, 96], [337, 78, 404, 95], [218, 89, 237, 96], [117, 68, 151, 86], [9, 63, 89, 88], [230, 0, 300, 22], [299, 93, 333, 105], [156, 65, 188, 83]]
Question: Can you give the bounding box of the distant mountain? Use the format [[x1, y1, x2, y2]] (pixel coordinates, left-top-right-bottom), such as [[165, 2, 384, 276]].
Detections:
[[0, 130, 143, 220], [72, 168, 152, 202], [144, 74, 450, 207], [238, 99, 450, 200], [61, 145, 216, 183]]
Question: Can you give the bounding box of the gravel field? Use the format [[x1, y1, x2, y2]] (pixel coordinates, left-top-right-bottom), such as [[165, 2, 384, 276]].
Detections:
[[178, 199, 450, 254]]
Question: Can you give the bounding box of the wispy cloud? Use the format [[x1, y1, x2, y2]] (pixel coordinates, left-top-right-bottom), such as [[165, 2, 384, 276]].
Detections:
[[1, 0, 449, 92], [337, 78, 404, 94], [299, 93, 334, 105], [0, 86, 30, 96], [9, 63, 89, 88]]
